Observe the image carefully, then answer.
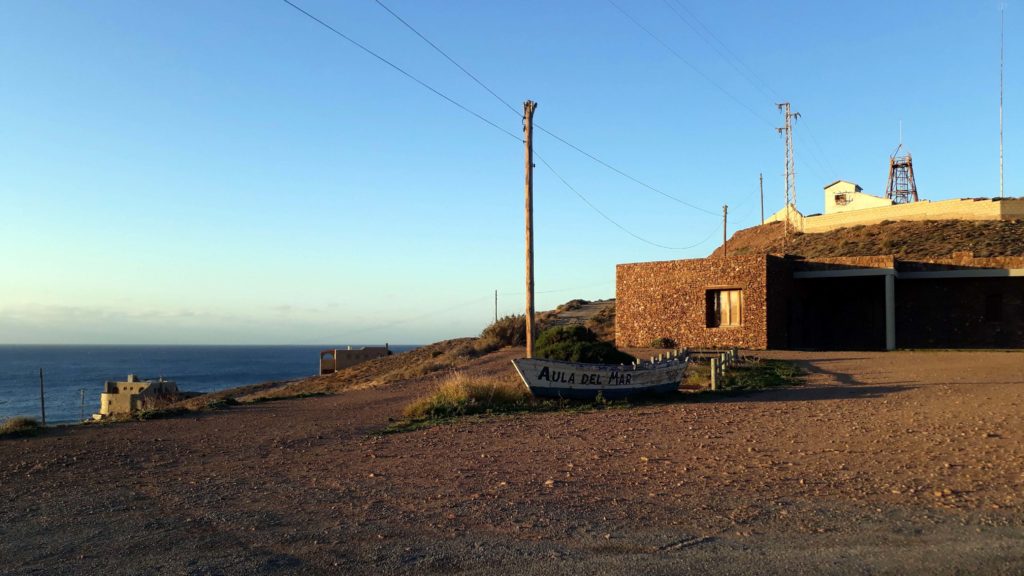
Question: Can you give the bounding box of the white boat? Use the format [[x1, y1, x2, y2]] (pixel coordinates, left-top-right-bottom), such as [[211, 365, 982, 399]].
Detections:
[[511, 352, 689, 400]]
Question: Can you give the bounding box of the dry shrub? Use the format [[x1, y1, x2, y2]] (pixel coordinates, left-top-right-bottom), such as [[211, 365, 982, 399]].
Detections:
[[478, 314, 527, 351], [584, 303, 616, 342], [137, 392, 187, 412], [403, 371, 529, 420], [555, 299, 589, 313], [0, 416, 40, 438], [382, 359, 451, 384], [649, 337, 678, 348]]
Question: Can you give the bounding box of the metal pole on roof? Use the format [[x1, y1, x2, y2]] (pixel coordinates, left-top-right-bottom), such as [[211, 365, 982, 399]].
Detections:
[[759, 172, 764, 225], [722, 204, 728, 257]]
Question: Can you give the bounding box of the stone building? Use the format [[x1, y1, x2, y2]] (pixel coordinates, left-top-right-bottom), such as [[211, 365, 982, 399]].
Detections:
[[319, 345, 392, 375], [98, 374, 179, 417], [618, 187, 1024, 351], [616, 253, 1024, 351]]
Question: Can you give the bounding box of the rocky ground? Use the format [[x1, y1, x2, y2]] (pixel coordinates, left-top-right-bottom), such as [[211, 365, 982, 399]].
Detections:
[[1, 349, 1023, 575]]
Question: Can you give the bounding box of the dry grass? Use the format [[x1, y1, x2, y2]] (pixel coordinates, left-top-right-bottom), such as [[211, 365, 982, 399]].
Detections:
[[402, 371, 530, 420], [0, 416, 40, 438], [711, 219, 1024, 259]]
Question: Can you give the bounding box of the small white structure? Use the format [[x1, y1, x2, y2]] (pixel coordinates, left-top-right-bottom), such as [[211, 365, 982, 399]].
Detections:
[[824, 180, 893, 214]]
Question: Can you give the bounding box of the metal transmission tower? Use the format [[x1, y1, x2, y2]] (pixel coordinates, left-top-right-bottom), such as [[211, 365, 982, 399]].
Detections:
[[885, 144, 919, 204], [776, 103, 800, 213]]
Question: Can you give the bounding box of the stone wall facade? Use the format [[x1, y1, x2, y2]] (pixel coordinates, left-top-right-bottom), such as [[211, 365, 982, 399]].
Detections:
[[615, 255, 776, 349], [617, 252, 1024, 351]]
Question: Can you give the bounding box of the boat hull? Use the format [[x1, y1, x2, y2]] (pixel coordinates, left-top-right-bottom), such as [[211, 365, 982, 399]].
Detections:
[[511, 357, 687, 400]]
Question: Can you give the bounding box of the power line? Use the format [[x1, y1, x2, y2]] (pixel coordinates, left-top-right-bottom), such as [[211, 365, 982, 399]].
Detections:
[[535, 126, 718, 215], [665, 0, 781, 103], [537, 153, 718, 250], [501, 280, 614, 297], [372, 0, 521, 117], [795, 117, 838, 179], [279, 0, 521, 142], [607, 0, 775, 129], [370, 0, 718, 217], [661, 0, 776, 104], [658, 1, 841, 185]]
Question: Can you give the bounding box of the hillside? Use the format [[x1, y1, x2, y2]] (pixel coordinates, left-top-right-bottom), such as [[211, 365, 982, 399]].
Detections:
[[174, 299, 617, 406], [710, 219, 1024, 259]]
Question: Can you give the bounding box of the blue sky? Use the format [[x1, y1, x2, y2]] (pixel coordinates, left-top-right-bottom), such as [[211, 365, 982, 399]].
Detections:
[[0, 0, 1017, 344]]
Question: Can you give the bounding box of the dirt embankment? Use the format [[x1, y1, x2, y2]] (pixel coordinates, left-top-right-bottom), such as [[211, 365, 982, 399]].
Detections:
[[711, 219, 1024, 259]]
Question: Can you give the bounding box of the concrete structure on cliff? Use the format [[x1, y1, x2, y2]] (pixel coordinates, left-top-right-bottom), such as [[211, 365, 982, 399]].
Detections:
[[319, 345, 392, 375], [616, 253, 1024, 351], [97, 374, 179, 417], [823, 180, 893, 214], [768, 193, 1024, 234]]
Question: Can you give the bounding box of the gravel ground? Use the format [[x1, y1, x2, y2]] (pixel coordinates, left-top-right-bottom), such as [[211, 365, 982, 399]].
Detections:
[[1, 350, 1022, 575]]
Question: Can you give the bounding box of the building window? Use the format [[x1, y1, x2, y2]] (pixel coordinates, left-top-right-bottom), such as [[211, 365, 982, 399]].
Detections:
[[706, 289, 743, 328], [984, 293, 1003, 322]]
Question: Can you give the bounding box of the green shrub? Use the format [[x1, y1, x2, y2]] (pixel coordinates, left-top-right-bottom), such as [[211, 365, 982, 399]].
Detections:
[[0, 416, 40, 438], [535, 326, 635, 365], [649, 337, 677, 348], [481, 311, 528, 348]]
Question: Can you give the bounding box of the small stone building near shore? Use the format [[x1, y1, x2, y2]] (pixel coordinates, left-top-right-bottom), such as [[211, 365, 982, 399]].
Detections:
[[98, 374, 179, 417], [319, 345, 392, 375], [616, 253, 1024, 351]]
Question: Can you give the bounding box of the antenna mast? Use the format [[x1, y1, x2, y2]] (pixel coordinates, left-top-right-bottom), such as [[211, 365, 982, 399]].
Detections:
[[776, 102, 800, 235], [885, 141, 919, 204], [1001, 4, 1005, 198]]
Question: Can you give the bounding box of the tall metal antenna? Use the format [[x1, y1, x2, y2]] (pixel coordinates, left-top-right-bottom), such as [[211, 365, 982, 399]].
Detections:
[[776, 102, 800, 230], [885, 147, 919, 204], [1001, 4, 1005, 198]]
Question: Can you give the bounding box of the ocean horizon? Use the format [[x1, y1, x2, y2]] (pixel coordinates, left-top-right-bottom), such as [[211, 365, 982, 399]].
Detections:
[[0, 344, 420, 424]]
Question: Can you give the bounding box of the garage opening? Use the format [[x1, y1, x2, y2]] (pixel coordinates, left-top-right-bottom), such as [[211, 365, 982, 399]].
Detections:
[[788, 276, 887, 350]]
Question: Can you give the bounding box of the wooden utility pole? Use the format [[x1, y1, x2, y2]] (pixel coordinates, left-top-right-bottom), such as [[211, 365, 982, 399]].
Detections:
[[722, 204, 728, 257], [494, 290, 498, 323], [524, 100, 538, 358], [38, 368, 46, 427], [759, 173, 764, 225]]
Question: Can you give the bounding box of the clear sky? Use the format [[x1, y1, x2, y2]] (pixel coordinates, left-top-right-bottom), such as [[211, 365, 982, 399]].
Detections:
[[0, 0, 1017, 344]]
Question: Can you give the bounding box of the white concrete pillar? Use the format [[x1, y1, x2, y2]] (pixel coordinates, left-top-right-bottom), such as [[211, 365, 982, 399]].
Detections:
[[885, 273, 896, 351]]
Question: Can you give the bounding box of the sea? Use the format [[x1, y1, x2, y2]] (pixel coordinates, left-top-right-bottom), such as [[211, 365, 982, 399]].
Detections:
[[0, 345, 418, 425]]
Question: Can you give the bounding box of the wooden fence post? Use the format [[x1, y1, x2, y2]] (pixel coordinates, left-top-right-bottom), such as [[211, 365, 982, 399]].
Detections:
[[710, 358, 718, 391]]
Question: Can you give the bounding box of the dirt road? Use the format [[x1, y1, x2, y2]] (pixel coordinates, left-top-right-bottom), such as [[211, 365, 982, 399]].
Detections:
[[2, 350, 1022, 575]]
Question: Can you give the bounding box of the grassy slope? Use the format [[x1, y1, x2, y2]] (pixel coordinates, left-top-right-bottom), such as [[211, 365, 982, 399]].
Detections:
[[710, 219, 1024, 259]]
